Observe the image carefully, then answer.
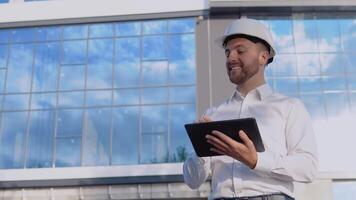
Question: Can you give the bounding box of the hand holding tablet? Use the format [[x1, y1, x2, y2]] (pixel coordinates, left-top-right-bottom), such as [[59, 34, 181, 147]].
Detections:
[[184, 118, 265, 157]]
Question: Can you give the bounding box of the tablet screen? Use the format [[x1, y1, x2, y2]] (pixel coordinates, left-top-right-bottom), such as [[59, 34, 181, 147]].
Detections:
[[184, 118, 265, 157]]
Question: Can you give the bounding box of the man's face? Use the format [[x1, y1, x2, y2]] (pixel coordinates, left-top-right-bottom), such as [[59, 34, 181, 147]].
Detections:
[[224, 37, 266, 85]]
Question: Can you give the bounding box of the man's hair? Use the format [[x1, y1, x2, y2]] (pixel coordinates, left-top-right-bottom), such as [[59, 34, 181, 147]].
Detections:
[[223, 34, 273, 64]]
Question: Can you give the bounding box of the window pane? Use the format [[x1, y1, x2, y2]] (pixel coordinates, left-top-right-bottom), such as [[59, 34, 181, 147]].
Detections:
[[31, 93, 56, 110], [0, 112, 27, 169], [0, 44, 8, 68], [300, 94, 326, 120], [3, 94, 29, 111], [274, 78, 298, 95], [89, 23, 113, 38], [36, 27, 61, 41], [169, 60, 195, 84], [168, 18, 195, 33], [168, 34, 195, 61], [141, 132, 167, 164], [340, 19, 356, 53], [27, 110, 54, 168], [11, 28, 35, 43], [348, 74, 356, 90], [62, 25, 88, 40], [345, 53, 356, 74], [141, 87, 168, 104], [270, 19, 294, 53], [112, 107, 139, 165], [6, 44, 33, 93], [115, 22, 141, 36], [113, 89, 140, 105], [58, 91, 84, 108], [59, 65, 85, 91], [55, 137, 81, 167], [86, 90, 112, 107], [297, 54, 320, 76], [322, 76, 347, 91], [115, 61, 140, 87], [142, 36, 166, 60], [316, 19, 341, 52], [61, 40, 87, 64], [83, 108, 111, 166], [141, 105, 168, 135], [169, 86, 196, 103], [142, 61, 168, 85], [299, 77, 322, 92], [269, 54, 297, 77], [169, 104, 195, 162], [115, 38, 140, 62], [0, 30, 10, 43], [294, 17, 318, 53], [0, 69, 5, 92], [87, 39, 113, 89], [142, 20, 167, 34], [56, 109, 83, 137], [320, 53, 345, 76], [32, 42, 59, 92]]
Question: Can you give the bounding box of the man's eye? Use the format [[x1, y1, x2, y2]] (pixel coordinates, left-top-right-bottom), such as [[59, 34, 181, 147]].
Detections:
[[225, 50, 230, 57]]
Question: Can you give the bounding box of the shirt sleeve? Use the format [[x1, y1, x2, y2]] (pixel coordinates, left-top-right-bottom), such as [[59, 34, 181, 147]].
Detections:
[[183, 154, 211, 189], [254, 99, 319, 183]]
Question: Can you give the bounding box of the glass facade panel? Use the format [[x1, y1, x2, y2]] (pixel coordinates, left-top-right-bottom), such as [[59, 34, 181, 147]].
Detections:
[[30, 93, 56, 110], [170, 104, 195, 162], [61, 40, 87, 64], [89, 23, 114, 38], [113, 89, 140, 105], [112, 107, 139, 165], [142, 36, 167, 60], [142, 61, 168, 85], [245, 14, 356, 173], [141, 87, 168, 104], [0, 44, 8, 68], [83, 108, 111, 166], [58, 91, 84, 108], [55, 137, 81, 167], [0, 112, 27, 168], [27, 110, 54, 168], [59, 65, 85, 91], [0, 18, 196, 169], [6, 44, 33, 93], [56, 109, 83, 137], [32, 42, 59, 92], [86, 90, 112, 107], [87, 39, 113, 89]]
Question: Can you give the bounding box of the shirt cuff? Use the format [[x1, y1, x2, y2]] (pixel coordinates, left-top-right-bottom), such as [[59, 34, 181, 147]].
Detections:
[[191, 153, 207, 166], [254, 151, 275, 174]]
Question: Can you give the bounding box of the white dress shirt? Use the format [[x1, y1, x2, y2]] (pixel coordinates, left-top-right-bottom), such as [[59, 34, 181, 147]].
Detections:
[[183, 84, 318, 199]]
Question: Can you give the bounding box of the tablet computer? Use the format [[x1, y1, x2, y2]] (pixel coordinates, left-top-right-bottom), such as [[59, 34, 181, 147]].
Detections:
[[184, 118, 264, 157]]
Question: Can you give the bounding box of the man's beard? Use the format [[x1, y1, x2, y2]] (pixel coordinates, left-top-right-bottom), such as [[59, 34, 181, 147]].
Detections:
[[227, 62, 259, 85]]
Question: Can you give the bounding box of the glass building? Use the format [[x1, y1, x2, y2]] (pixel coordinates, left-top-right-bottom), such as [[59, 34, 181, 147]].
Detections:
[[0, 0, 356, 199]]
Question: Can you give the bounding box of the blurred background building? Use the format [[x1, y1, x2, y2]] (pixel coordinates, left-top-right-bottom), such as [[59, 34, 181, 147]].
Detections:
[[0, 0, 356, 199]]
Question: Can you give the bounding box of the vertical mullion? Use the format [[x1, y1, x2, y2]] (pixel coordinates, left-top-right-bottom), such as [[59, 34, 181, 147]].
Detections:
[[80, 25, 90, 166], [109, 23, 116, 165], [138, 21, 143, 164], [23, 31, 37, 168]]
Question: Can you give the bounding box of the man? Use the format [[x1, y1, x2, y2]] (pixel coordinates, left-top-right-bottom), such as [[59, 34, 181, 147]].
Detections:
[[183, 18, 318, 200]]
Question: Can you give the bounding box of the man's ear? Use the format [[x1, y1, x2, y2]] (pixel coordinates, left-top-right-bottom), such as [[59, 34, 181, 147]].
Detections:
[[259, 50, 270, 66]]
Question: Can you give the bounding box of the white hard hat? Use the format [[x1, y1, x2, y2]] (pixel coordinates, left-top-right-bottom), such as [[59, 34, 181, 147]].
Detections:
[[215, 18, 276, 62]]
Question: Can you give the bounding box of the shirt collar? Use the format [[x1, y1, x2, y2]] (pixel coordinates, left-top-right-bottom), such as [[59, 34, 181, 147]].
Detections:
[[231, 83, 273, 102]]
